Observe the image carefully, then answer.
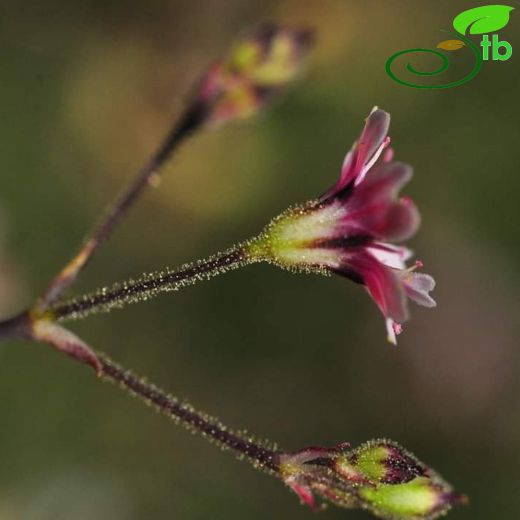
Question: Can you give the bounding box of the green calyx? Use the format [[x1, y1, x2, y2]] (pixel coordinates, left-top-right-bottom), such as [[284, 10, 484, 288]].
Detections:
[[360, 477, 443, 519], [336, 444, 390, 482], [245, 201, 340, 275]]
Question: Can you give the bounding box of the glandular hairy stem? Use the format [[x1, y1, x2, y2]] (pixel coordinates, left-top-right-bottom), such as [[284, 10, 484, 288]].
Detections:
[[0, 314, 280, 471], [99, 354, 280, 472], [49, 243, 256, 322], [39, 100, 208, 309]]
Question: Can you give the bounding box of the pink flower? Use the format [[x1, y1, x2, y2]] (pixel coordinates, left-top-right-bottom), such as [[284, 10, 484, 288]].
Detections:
[[249, 108, 435, 343]]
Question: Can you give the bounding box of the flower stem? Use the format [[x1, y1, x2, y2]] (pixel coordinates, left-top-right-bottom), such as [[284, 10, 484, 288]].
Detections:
[[38, 101, 208, 309], [99, 354, 280, 472], [0, 317, 280, 472], [0, 312, 31, 341], [49, 244, 254, 322]]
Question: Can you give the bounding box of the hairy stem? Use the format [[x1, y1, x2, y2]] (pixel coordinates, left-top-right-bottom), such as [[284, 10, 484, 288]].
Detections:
[[39, 101, 208, 309], [49, 244, 255, 322], [0, 319, 280, 471], [99, 354, 280, 472]]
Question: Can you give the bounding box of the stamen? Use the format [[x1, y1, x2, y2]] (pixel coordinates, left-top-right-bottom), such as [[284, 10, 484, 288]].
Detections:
[[402, 259, 424, 276]]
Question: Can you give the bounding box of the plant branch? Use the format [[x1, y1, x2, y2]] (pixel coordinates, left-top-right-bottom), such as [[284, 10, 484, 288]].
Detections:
[[99, 354, 280, 472], [0, 317, 279, 471], [38, 101, 208, 309], [48, 244, 254, 322], [0, 312, 31, 341]]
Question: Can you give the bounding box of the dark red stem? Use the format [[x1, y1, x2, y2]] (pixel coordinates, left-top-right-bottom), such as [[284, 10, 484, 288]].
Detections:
[[100, 355, 280, 472]]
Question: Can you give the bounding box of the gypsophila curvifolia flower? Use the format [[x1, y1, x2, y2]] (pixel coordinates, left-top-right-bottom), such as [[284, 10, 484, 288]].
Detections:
[[248, 107, 436, 344], [47, 108, 434, 347], [279, 439, 467, 519], [196, 24, 314, 126]]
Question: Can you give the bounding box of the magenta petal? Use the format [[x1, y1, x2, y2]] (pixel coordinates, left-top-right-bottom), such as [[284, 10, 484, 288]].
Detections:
[[338, 149, 356, 189], [320, 149, 355, 201], [341, 162, 420, 242], [379, 198, 420, 242], [353, 108, 391, 180], [320, 108, 390, 201], [344, 250, 409, 324]]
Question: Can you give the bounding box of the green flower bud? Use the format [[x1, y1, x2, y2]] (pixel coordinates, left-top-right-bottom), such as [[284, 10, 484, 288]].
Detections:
[[279, 439, 466, 520], [197, 24, 313, 126]]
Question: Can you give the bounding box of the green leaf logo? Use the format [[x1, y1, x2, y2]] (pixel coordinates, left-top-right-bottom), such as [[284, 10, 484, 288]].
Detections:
[[453, 5, 514, 35]]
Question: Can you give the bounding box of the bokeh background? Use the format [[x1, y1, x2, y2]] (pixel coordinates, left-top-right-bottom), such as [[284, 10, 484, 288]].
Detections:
[[0, 0, 519, 518]]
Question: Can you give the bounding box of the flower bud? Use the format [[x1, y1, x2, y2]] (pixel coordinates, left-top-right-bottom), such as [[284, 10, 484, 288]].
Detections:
[[196, 24, 313, 126], [279, 439, 466, 519]]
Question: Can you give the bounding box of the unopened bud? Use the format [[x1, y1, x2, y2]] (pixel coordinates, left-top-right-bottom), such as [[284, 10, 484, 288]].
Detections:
[[279, 439, 466, 519]]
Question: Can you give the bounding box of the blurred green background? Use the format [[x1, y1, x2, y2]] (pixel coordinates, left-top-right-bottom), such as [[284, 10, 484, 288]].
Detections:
[[0, 0, 519, 518]]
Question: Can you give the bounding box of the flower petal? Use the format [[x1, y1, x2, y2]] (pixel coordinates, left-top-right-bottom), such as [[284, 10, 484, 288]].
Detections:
[[340, 162, 420, 242], [321, 108, 390, 200], [367, 243, 413, 270], [350, 107, 390, 184], [339, 250, 409, 324], [403, 272, 437, 308], [386, 318, 398, 345]]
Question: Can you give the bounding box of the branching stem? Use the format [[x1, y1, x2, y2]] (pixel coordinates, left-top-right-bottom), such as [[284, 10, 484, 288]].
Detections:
[[0, 312, 31, 341], [38, 101, 208, 308]]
